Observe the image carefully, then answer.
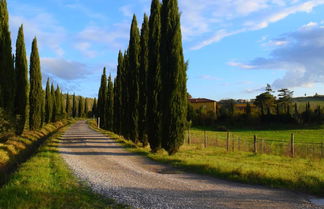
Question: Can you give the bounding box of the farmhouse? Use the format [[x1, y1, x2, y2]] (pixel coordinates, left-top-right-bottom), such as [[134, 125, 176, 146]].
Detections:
[[189, 98, 217, 113]]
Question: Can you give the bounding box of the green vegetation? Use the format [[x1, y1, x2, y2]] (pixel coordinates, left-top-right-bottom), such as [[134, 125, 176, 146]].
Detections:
[[88, 120, 324, 196], [0, 0, 15, 114], [29, 38, 43, 130], [128, 15, 140, 143], [0, 120, 70, 183], [147, 0, 162, 153], [160, 0, 187, 155], [14, 25, 28, 135], [138, 14, 149, 147], [191, 126, 324, 144], [0, 124, 126, 209], [97, 0, 187, 155]]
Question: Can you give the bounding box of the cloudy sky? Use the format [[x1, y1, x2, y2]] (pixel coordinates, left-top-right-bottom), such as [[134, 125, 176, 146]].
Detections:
[[7, 0, 324, 100]]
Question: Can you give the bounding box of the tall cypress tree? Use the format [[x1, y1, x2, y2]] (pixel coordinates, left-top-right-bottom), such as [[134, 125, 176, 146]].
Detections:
[[72, 93, 77, 118], [92, 98, 97, 118], [121, 51, 129, 138], [51, 83, 56, 122], [147, 0, 162, 152], [0, 0, 15, 113], [78, 96, 84, 118], [84, 97, 89, 118], [45, 78, 52, 123], [29, 38, 43, 130], [138, 14, 149, 147], [128, 15, 140, 143], [113, 51, 123, 134], [14, 25, 28, 134], [97, 68, 107, 128], [161, 0, 187, 155], [66, 93, 70, 117], [55, 85, 62, 120], [106, 74, 114, 131]]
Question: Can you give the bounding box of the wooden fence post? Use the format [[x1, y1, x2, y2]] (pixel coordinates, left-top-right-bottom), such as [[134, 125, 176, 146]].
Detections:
[[204, 130, 207, 148], [291, 133, 295, 158], [254, 135, 257, 153], [97, 117, 100, 129], [227, 132, 230, 152], [187, 126, 191, 145], [261, 139, 264, 153]]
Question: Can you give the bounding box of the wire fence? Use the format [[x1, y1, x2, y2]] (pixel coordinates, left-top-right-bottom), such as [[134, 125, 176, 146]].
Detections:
[[185, 129, 324, 159]]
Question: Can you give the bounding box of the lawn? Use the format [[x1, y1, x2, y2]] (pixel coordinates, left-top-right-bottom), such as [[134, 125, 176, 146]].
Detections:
[[0, 124, 127, 209], [190, 127, 324, 143]]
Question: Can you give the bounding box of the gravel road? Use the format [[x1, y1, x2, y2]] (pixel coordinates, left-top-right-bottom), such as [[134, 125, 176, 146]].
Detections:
[[59, 121, 322, 209]]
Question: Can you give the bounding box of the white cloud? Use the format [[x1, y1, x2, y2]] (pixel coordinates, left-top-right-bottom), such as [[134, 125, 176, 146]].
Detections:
[[228, 61, 256, 69], [41, 58, 89, 81], [119, 5, 133, 18], [199, 75, 222, 81], [65, 3, 108, 21], [187, 0, 324, 50], [230, 24, 324, 89], [74, 42, 97, 58], [9, 4, 66, 56]]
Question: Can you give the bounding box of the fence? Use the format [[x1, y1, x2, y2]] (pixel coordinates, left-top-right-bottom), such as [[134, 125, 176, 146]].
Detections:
[[185, 129, 324, 159]]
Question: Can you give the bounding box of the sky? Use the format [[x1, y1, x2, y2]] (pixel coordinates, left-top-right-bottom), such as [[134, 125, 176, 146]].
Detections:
[[7, 0, 324, 100]]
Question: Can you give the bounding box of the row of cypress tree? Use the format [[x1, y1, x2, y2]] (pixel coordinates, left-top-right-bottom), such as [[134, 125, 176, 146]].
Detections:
[[97, 0, 187, 155], [0, 0, 93, 135]]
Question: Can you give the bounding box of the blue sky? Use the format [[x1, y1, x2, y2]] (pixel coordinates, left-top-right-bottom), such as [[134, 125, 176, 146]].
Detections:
[[7, 0, 324, 100]]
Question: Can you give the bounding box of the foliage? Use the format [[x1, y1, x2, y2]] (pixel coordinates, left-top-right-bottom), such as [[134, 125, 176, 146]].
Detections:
[[147, 0, 163, 152], [14, 25, 28, 135], [29, 38, 43, 130]]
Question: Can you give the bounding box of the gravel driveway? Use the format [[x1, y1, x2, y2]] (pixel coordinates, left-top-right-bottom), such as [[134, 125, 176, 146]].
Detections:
[[59, 121, 321, 209]]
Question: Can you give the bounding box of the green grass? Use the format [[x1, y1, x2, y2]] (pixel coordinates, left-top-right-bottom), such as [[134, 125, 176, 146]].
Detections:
[[0, 124, 127, 209], [88, 120, 324, 196], [190, 127, 324, 143]]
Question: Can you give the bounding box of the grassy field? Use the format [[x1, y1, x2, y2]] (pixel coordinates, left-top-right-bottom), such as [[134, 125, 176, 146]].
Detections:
[[88, 120, 324, 196], [0, 124, 126, 209], [190, 127, 324, 143]]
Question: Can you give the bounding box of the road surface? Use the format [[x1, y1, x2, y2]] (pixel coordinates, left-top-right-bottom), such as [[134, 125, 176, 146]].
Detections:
[[59, 121, 321, 209]]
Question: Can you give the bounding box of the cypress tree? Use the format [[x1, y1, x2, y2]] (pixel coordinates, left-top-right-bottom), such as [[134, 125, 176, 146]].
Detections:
[[51, 83, 56, 122], [29, 38, 43, 130], [97, 68, 107, 128], [161, 0, 187, 155], [113, 51, 123, 134], [0, 0, 15, 113], [147, 0, 163, 152], [138, 14, 149, 147], [106, 74, 114, 131], [45, 78, 52, 123], [121, 51, 130, 138], [41, 89, 45, 125], [55, 85, 62, 120], [14, 25, 28, 134], [128, 15, 140, 143], [84, 97, 89, 118], [72, 93, 77, 118], [92, 98, 97, 118], [78, 96, 84, 118], [66, 93, 70, 117]]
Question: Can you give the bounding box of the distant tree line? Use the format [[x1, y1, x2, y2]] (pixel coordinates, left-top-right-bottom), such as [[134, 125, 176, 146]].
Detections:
[[0, 0, 93, 139], [188, 84, 324, 129], [95, 0, 187, 155]]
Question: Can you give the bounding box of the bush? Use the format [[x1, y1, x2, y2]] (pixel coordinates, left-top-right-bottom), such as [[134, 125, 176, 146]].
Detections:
[[0, 108, 15, 142]]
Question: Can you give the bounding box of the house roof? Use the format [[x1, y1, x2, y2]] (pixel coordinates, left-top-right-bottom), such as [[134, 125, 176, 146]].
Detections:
[[189, 98, 216, 103]]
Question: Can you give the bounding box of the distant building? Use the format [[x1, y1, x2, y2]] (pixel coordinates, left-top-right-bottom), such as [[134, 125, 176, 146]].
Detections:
[[189, 98, 217, 113]]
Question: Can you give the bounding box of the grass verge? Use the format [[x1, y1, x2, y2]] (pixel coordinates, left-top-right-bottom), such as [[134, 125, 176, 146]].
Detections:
[[0, 122, 127, 209], [88, 120, 324, 197], [0, 120, 71, 184]]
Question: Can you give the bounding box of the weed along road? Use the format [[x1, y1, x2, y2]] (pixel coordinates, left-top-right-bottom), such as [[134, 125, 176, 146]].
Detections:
[[59, 121, 320, 209]]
